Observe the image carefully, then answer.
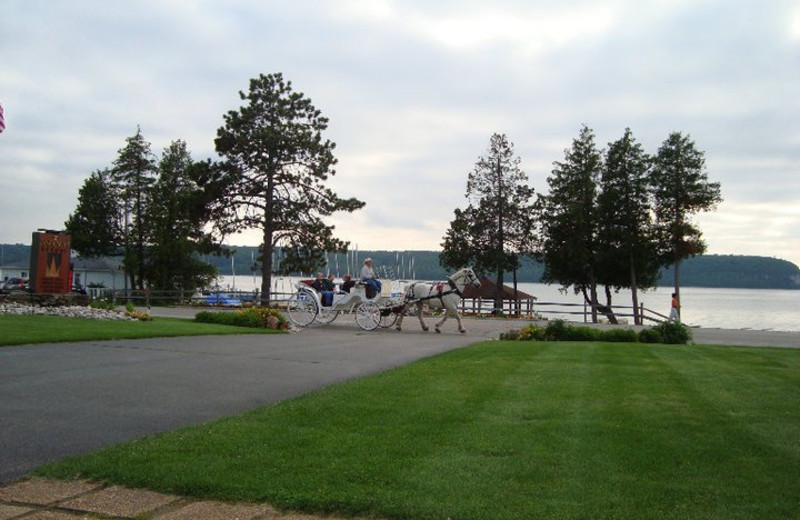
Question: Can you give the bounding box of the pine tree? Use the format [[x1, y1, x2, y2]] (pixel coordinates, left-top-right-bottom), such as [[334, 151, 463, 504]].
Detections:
[[64, 169, 122, 258], [597, 128, 659, 324], [539, 125, 603, 322], [147, 140, 217, 293], [441, 133, 536, 314], [112, 126, 158, 290], [209, 73, 365, 304], [650, 132, 722, 319]]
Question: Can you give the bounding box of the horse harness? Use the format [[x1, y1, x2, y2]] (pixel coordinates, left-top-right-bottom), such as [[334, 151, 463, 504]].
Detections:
[[406, 277, 464, 305]]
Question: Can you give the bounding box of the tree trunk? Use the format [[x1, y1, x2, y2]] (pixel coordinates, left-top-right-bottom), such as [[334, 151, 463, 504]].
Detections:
[[589, 272, 598, 323], [494, 269, 504, 315], [629, 250, 641, 325], [673, 258, 681, 320], [512, 268, 519, 317], [601, 285, 618, 324], [260, 227, 274, 306]]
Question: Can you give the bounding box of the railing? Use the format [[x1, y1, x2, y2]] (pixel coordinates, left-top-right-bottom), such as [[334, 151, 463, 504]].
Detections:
[[459, 297, 668, 325], [88, 288, 293, 307], [88, 288, 668, 325]]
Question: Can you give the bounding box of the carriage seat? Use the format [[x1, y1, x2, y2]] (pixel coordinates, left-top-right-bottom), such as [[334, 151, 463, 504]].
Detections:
[[297, 279, 335, 306]]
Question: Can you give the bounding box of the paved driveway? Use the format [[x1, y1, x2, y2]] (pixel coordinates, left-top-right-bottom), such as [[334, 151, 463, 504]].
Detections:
[[0, 320, 506, 484]]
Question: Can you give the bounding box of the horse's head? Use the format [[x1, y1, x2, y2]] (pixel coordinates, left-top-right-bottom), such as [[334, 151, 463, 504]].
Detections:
[[452, 267, 481, 289]]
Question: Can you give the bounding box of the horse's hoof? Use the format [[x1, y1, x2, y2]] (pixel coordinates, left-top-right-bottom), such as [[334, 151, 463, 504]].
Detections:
[[460, 329, 466, 334], [422, 327, 429, 332], [395, 326, 402, 331], [435, 328, 441, 334]]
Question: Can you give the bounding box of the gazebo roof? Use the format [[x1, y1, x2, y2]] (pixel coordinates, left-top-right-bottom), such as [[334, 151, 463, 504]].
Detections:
[[461, 277, 534, 300]]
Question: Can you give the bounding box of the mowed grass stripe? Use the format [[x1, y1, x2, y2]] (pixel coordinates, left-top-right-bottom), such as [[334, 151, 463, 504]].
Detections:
[[0, 314, 278, 346], [36, 342, 800, 520]]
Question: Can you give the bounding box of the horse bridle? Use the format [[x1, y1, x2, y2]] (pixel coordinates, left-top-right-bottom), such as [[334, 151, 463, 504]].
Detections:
[[447, 269, 478, 298]]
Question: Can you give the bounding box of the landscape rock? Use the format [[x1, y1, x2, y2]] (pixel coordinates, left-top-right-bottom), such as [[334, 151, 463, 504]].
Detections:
[[0, 302, 135, 321]]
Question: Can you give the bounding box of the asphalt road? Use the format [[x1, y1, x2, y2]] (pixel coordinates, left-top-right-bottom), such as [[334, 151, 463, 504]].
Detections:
[[2, 312, 797, 484], [0, 319, 504, 484]]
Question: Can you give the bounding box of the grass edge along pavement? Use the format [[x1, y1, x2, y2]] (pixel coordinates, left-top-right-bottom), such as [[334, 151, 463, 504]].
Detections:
[[0, 314, 282, 347], [34, 341, 800, 520]]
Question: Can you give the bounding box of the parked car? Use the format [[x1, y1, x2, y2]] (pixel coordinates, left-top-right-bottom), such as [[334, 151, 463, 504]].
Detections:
[[1, 277, 29, 293]]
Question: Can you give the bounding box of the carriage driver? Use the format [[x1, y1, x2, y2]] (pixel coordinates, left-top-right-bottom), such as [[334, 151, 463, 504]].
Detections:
[[361, 258, 382, 296]]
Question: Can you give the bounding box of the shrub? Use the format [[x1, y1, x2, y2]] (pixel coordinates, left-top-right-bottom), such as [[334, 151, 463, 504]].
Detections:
[[638, 328, 663, 344], [638, 321, 692, 344], [89, 299, 116, 311], [507, 319, 639, 344], [654, 321, 692, 344], [545, 319, 568, 341], [127, 310, 153, 321], [519, 324, 547, 341], [499, 329, 520, 341], [602, 328, 639, 343], [194, 307, 288, 330]]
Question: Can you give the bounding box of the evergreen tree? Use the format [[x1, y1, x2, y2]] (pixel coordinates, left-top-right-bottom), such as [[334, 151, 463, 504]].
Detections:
[[112, 126, 158, 290], [209, 73, 365, 303], [650, 132, 722, 319], [147, 140, 217, 293], [597, 128, 659, 324], [539, 125, 603, 322], [64, 169, 122, 258], [441, 133, 536, 313]]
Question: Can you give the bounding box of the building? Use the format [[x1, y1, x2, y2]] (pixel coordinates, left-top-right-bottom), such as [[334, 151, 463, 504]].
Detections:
[[1, 257, 124, 293], [71, 257, 124, 292]]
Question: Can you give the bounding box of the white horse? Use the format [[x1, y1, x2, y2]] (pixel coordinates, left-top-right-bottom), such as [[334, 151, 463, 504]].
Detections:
[[395, 267, 481, 333]]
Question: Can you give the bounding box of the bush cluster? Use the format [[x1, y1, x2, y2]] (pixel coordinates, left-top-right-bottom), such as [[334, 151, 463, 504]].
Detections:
[[195, 307, 289, 330], [638, 321, 692, 344], [127, 310, 153, 321], [501, 319, 691, 345], [89, 299, 116, 311]]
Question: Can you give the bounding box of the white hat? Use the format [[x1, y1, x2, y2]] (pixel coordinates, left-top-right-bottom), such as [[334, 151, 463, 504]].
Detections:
[[364, 257, 372, 263]]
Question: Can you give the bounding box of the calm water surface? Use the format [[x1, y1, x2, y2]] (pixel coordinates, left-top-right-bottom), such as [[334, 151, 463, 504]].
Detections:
[[218, 275, 799, 332]]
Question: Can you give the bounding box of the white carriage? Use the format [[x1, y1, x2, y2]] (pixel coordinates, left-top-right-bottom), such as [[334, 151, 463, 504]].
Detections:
[[285, 279, 404, 331], [286, 267, 481, 333]]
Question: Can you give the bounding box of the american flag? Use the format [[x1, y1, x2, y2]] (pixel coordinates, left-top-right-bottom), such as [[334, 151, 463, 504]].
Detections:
[[0, 102, 5, 133]]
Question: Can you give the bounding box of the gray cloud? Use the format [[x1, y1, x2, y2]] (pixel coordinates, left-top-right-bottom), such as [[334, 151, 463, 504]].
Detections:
[[1, 0, 798, 266]]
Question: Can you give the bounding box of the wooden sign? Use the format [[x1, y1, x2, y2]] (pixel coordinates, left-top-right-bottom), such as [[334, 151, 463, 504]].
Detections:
[[30, 231, 72, 294]]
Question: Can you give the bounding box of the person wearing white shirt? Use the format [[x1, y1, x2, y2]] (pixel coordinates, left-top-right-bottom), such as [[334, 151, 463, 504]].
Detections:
[[360, 258, 382, 296]]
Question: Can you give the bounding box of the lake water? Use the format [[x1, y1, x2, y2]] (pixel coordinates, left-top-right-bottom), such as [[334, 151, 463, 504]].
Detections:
[[214, 275, 799, 332]]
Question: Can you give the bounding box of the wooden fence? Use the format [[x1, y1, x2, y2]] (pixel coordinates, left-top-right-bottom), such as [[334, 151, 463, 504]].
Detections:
[[93, 287, 667, 325]]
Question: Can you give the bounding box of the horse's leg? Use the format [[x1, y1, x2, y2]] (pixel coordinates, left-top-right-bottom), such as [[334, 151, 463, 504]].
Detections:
[[434, 311, 448, 333], [454, 306, 466, 333], [416, 302, 429, 332], [436, 302, 465, 333], [395, 303, 406, 331]]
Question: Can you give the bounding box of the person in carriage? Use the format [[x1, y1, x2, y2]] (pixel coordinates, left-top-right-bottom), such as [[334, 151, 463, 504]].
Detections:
[[341, 274, 355, 293], [311, 272, 336, 306], [360, 258, 382, 299]]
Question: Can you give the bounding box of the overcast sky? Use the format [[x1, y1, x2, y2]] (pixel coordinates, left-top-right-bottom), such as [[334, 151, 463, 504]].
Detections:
[[2, 0, 799, 267]]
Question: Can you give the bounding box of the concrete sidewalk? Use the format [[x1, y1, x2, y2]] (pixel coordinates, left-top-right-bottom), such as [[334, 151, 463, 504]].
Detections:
[[0, 477, 321, 520]]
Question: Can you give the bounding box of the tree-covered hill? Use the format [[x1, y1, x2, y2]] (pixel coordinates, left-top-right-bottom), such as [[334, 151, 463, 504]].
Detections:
[[2, 243, 798, 289], [191, 249, 800, 289]]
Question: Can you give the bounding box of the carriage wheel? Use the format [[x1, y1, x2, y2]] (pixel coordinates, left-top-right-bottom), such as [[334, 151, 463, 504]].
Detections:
[[379, 311, 398, 328], [355, 301, 381, 331], [287, 291, 318, 327], [317, 308, 339, 324]]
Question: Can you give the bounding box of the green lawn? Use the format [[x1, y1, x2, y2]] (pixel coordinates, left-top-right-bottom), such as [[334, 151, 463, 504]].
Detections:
[[0, 314, 280, 346], [35, 341, 800, 519]]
